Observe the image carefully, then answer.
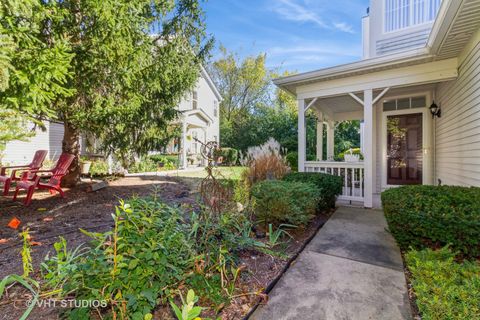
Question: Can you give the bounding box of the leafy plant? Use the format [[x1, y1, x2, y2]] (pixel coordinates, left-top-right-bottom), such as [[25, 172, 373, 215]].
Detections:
[[0, 274, 39, 320], [405, 247, 480, 319], [251, 180, 319, 225], [382, 185, 480, 258], [169, 289, 203, 320], [128, 157, 159, 173], [20, 229, 33, 278], [214, 148, 239, 166], [41, 237, 89, 294], [266, 224, 296, 248], [283, 172, 343, 210]]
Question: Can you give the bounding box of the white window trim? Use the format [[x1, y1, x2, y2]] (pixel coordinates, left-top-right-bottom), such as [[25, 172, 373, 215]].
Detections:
[[383, 0, 440, 34]]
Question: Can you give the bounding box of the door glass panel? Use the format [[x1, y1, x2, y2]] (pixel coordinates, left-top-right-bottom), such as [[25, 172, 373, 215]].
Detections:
[[387, 113, 423, 185]]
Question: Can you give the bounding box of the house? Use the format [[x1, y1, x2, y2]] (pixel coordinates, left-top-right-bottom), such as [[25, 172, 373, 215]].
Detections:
[[274, 0, 480, 208], [2, 65, 221, 170]]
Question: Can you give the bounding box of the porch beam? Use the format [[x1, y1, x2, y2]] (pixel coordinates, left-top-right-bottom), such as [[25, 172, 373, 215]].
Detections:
[[305, 97, 318, 111], [372, 87, 390, 105], [363, 89, 374, 208], [348, 92, 364, 106], [297, 58, 458, 100], [298, 99, 306, 172]]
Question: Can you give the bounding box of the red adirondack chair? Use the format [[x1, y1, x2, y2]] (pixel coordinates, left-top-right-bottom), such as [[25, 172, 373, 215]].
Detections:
[[12, 153, 75, 206], [0, 150, 48, 196]]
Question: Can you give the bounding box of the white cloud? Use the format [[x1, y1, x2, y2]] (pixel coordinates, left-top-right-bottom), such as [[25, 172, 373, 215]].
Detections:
[[272, 0, 356, 33]]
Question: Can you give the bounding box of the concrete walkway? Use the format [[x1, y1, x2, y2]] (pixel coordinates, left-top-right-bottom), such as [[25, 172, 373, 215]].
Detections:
[[251, 207, 411, 320]]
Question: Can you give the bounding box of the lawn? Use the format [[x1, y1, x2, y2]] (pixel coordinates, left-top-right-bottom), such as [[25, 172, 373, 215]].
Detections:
[[174, 166, 246, 180]]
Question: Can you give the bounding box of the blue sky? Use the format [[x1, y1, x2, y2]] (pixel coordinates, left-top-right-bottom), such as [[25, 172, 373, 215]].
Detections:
[[203, 0, 370, 73]]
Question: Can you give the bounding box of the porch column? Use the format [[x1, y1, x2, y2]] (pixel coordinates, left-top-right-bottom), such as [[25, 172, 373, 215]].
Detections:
[[181, 120, 188, 169], [298, 99, 306, 172], [363, 89, 374, 208], [316, 113, 323, 161], [326, 120, 335, 160]]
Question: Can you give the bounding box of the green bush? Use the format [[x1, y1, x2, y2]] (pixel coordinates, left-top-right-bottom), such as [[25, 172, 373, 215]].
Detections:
[[382, 185, 480, 258], [128, 157, 158, 173], [215, 148, 238, 166], [285, 152, 298, 171], [251, 180, 319, 225], [89, 159, 109, 176], [283, 172, 343, 210], [149, 154, 178, 169], [405, 247, 480, 320]]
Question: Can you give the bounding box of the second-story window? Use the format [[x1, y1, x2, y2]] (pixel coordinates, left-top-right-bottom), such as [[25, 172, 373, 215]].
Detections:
[[214, 100, 218, 117], [385, 0, 442, 33], [192, 90, 198, 109]]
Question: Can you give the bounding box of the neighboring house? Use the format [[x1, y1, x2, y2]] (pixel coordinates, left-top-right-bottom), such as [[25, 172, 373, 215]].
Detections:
[[2, 65, 221, 169], [274, 0, 480, 208]]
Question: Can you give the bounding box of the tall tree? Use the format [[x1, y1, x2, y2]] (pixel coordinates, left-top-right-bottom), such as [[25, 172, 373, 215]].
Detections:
[[1, 0, 212, 185]]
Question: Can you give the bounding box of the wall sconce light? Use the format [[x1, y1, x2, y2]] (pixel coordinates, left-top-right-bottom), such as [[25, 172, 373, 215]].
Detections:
[[429, 101, 441, 119]]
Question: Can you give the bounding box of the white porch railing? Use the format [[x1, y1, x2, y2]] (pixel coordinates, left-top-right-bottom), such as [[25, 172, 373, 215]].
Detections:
[[305, 161, 365, 202]]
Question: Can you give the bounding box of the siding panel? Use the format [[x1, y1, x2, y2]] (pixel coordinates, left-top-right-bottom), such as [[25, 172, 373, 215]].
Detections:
[[435, 40, 480, 186]]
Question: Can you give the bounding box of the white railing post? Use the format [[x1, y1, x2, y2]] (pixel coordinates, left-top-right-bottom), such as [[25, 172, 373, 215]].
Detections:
[[298, 99, 306, 172], [363, 89, 374, 208]]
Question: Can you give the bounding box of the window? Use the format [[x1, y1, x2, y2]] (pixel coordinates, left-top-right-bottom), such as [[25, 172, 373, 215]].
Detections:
[[383, 96, 426, 111], [384, 0, 442, 32], [192, 90, 198, 109], [213, 100, 218, 117]]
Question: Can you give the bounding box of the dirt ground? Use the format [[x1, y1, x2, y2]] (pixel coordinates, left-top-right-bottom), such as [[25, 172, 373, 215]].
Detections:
[[0, 175, 331, 320]]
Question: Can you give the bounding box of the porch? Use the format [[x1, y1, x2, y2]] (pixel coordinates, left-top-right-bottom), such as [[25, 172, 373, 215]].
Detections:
[[288, 57, 459, 208]]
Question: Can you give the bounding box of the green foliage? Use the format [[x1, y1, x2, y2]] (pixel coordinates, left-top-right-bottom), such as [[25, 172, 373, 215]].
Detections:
[[41, 237, 89, 293], [336, 147, 364, 161], [169, 289, 203, 320], [42, 195, 259, 318], [283, 172, 343, 210], [266, 224, 296, 248], [334, 121, 360, 156], [128, 157, 159, 173], [381, 185, 480, 258], [215, 147, 239, 166], [20, 229, 33, 278], [285, 152, 298, 172], [405, 247, 480, 320], [149, 154, 178, 170], [251, 180, 319, 225], [88, 160, 110, 177], [0, 274, 39, 320]]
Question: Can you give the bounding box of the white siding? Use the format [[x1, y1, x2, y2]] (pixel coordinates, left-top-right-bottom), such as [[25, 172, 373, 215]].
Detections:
[[435, 39, 480, 186], [3, 121, 64, 165]]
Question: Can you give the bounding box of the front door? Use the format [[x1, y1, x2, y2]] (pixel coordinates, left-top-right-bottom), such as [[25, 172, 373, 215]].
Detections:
[[387, 113, 423, 185]]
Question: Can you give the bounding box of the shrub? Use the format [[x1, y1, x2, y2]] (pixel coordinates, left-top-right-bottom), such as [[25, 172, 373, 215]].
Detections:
[[89, 159, 109, 176], [381, 185, 480, 258], [405, 247, 480, 320], [128, 157, 158, 173], [251, 180, 319, 225], [149, 154, 178, 169], [215, 148, 239, 166], [283, 172, 343, 210], [240, 138, 289, 184], [285, 152, 298, 171]]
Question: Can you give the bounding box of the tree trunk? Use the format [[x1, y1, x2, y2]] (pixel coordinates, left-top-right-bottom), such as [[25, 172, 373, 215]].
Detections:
[[62, 121, 81, 187]]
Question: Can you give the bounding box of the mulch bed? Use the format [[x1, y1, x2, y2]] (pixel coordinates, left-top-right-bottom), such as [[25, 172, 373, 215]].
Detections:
[[0, 176, 332, 320]]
